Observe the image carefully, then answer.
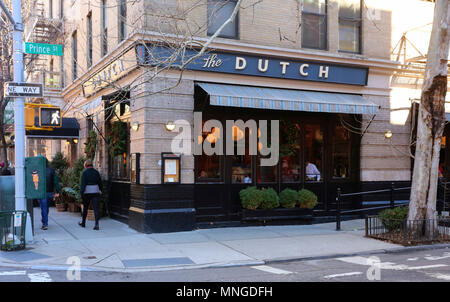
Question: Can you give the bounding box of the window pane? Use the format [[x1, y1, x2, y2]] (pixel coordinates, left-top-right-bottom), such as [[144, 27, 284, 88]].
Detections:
[[231, 125, 252, 183], [257, 155, 277, 183], [302, 13, 327, 49], [339, 0, 360, 19], [302, 0, 326, 14], [339, 22, 360, 52], [197, 126, 222, 180], [280, 121, 301, 183], [207, 0, 237, 38], [305, 124, 323, 182], [332, 124, 351, 179]]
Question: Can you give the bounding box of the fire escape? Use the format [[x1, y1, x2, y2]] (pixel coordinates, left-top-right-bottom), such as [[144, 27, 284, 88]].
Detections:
[[24, 0, 64, 101]]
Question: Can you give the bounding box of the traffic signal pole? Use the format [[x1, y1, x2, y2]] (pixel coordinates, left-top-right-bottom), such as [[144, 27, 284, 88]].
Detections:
[[1, 0, 33, 242]]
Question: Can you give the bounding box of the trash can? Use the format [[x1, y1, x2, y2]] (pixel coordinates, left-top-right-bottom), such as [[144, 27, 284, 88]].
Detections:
[[0, 211, 27, 251]]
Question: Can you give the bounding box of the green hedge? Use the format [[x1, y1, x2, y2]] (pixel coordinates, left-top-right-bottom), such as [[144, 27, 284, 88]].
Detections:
[[298, 189, 318, 209], [279, 188, 299, 208], [260, 188, 280, 209], [378, 206, 409, 232], [240, 186, 263, 210]]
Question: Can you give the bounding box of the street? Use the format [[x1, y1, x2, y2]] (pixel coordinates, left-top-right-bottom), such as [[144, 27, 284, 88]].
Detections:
[[0, 247, 449, 282]]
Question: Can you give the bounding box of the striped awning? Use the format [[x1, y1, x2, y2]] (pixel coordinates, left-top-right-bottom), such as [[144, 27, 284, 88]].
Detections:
[[197, 82, 380, 115]]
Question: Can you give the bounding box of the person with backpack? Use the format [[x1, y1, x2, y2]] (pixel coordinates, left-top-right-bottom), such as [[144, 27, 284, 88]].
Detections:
[[40, 158, 60, 230], [79, 159, 103, 230]]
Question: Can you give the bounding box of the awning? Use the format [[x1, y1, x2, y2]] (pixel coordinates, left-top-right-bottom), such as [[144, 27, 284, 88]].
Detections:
[[26, 117, 80, 139], [196, 82, 380, 115]]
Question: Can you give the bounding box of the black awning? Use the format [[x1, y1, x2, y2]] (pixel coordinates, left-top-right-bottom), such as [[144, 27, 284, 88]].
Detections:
[[26, 117, 80, 139]]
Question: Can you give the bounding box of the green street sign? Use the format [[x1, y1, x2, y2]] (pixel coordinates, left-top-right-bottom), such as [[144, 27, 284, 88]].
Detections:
[[24, 42, 63, 56]]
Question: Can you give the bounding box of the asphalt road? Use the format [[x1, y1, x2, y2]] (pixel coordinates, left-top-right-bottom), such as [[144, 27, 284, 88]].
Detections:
[[0, 247, 449, 283]]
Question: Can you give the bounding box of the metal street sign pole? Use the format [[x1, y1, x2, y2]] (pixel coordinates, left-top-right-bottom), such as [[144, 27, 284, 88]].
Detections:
[[0, 0, 33, 241]]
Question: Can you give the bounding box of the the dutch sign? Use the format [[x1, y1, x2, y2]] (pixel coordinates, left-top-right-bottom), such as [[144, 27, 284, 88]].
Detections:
[[39, 107, 61, 127], [4, 82, 43, 97], [24, 42, 63, 56]]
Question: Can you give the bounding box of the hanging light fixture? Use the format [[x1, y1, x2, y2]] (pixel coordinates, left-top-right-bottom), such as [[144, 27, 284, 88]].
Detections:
[[165, 121, 176, 132]]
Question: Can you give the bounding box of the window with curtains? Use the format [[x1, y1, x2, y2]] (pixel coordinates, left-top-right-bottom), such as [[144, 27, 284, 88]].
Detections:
[[207, 0, 239, 39], [338, 0, 362, 53], [72, 31, 77, 80], [101, 0, 108, 56], [118, 0, 127, 42], [301, 0, 327, 50], [87, 11, 92, 67]]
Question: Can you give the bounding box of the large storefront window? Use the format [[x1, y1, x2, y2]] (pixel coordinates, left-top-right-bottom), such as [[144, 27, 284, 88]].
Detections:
[[197, 126, 222, 181], [280, 120, 301, 183], [231, 125, 252, 183], [332, 124, 351, 179], [107, 98, 131, 181], [304, 124, 323, 182]]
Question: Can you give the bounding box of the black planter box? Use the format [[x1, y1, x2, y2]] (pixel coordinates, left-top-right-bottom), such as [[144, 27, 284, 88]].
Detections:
[[241, 207, 313, 223]]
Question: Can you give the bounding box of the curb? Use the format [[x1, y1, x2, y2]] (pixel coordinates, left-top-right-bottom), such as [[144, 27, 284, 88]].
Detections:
[[1, 243, 449, 274]]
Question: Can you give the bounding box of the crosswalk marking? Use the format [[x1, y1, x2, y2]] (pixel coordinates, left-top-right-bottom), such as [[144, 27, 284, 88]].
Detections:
[[27, 272, 52, 282], [407, 264, 448, 270], [427, 273, 450, 281], [323, 272, 363, 279], [251, 265, 292, 275], [0, 271, 27, 276]]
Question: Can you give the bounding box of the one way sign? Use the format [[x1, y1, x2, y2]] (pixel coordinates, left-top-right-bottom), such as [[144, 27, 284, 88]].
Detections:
[[4, 82, 43, 98]]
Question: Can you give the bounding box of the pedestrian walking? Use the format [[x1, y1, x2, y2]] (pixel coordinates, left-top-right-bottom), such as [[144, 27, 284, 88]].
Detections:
[[79, 159, 103, 230], [40, 159, 60, 230]]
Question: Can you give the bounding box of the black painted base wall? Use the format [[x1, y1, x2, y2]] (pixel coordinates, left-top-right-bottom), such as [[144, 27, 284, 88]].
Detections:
[[108, 180, 413, 233], [127, 184, 196, 233]]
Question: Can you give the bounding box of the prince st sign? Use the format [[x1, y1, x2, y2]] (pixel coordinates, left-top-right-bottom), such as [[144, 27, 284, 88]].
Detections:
[[24, 42, 63, 56]]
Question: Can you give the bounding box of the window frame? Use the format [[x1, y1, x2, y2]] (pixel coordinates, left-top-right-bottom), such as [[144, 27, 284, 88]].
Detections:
[[206, 0, 240, 40], [301, 0, 328, 50], [87, 11, 93, 68], [101, 0, 108, 57], [338, 0, 362, 54], [71, 31, 77, 81], [118, 0, 127, 42]]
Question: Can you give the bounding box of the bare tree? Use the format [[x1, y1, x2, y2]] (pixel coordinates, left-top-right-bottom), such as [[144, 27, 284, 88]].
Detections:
[[409, 0, 449, 233]]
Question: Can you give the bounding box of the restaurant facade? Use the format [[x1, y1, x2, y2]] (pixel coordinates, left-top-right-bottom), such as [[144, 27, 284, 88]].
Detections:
[[44, 0, 447, 233]]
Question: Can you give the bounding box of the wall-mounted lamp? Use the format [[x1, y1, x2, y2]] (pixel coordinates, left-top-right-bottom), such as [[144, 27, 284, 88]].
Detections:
[[131, 121, 139, 132], [385, 130, 393, 139], [165, 121, 176, 132], [73, 139, 78, 144]]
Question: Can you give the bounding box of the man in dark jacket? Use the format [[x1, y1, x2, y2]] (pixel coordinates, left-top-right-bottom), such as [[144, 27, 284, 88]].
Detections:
[[40, 159, 60, 230], [79, 159, 103, 230]]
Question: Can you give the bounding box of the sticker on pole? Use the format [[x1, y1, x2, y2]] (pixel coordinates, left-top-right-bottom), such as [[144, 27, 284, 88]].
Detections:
[[14, 213, 22, 227]]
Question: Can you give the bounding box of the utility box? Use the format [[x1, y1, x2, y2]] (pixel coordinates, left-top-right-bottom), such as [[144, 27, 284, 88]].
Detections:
[[25, 156, 46, 200]]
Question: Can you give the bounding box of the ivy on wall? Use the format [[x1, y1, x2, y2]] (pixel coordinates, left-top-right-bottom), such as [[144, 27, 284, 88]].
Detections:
[[84, 130, 97, 160], [109, 121, 128, 157]]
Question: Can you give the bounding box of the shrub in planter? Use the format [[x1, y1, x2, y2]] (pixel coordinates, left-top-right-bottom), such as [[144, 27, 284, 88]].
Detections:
[[298, 189, 318, 209], [279, 188, 299, 208], [240, 186, 263, 210], [260, 188, 280, 209], [378, 206, 409, 232]]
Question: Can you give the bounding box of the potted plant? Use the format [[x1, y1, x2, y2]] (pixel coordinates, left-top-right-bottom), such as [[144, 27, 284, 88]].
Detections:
[[260, 188, 280, 210], [279, 188, 299, 208], [240, 186, 263, 210], [298, 189, 318, 209], [54, 195, 67, 212]]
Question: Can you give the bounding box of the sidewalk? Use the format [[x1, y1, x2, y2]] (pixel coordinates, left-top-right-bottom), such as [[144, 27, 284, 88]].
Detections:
[[0, 207, 445, 273]]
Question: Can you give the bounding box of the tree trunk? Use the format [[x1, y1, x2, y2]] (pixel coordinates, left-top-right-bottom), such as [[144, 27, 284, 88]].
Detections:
[[409, 0, 449, 238]]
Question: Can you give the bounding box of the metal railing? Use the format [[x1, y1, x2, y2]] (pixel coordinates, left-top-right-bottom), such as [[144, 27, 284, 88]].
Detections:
[[366, 216, 450, 245], [335, 183, 411, 231]]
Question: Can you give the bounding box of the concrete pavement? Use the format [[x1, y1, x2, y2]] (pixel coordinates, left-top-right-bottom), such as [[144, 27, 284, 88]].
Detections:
[[0, 207, 445, 273]]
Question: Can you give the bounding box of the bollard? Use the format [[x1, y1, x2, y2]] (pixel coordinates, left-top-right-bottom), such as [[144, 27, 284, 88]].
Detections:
[[336, 188, 341, 231]]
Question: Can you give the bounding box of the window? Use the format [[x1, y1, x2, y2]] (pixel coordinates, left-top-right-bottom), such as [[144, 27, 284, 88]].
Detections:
[[331, 122, 351, 179], [301, 0, 327, 50], [196, 125, 222, 181], [280, 120, 301, 183], [304, 124, 323, 181], [207, 0, 239, 39], [338, 0, 361, 53], [87, 11, 92, 67], [72, 31, 77, 80], [59, 0, 63, 18], [101, 0, 108, 56], [231, 125, 252, 183], [118, 0, 127, 42], [49, 0, 53, 18]]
